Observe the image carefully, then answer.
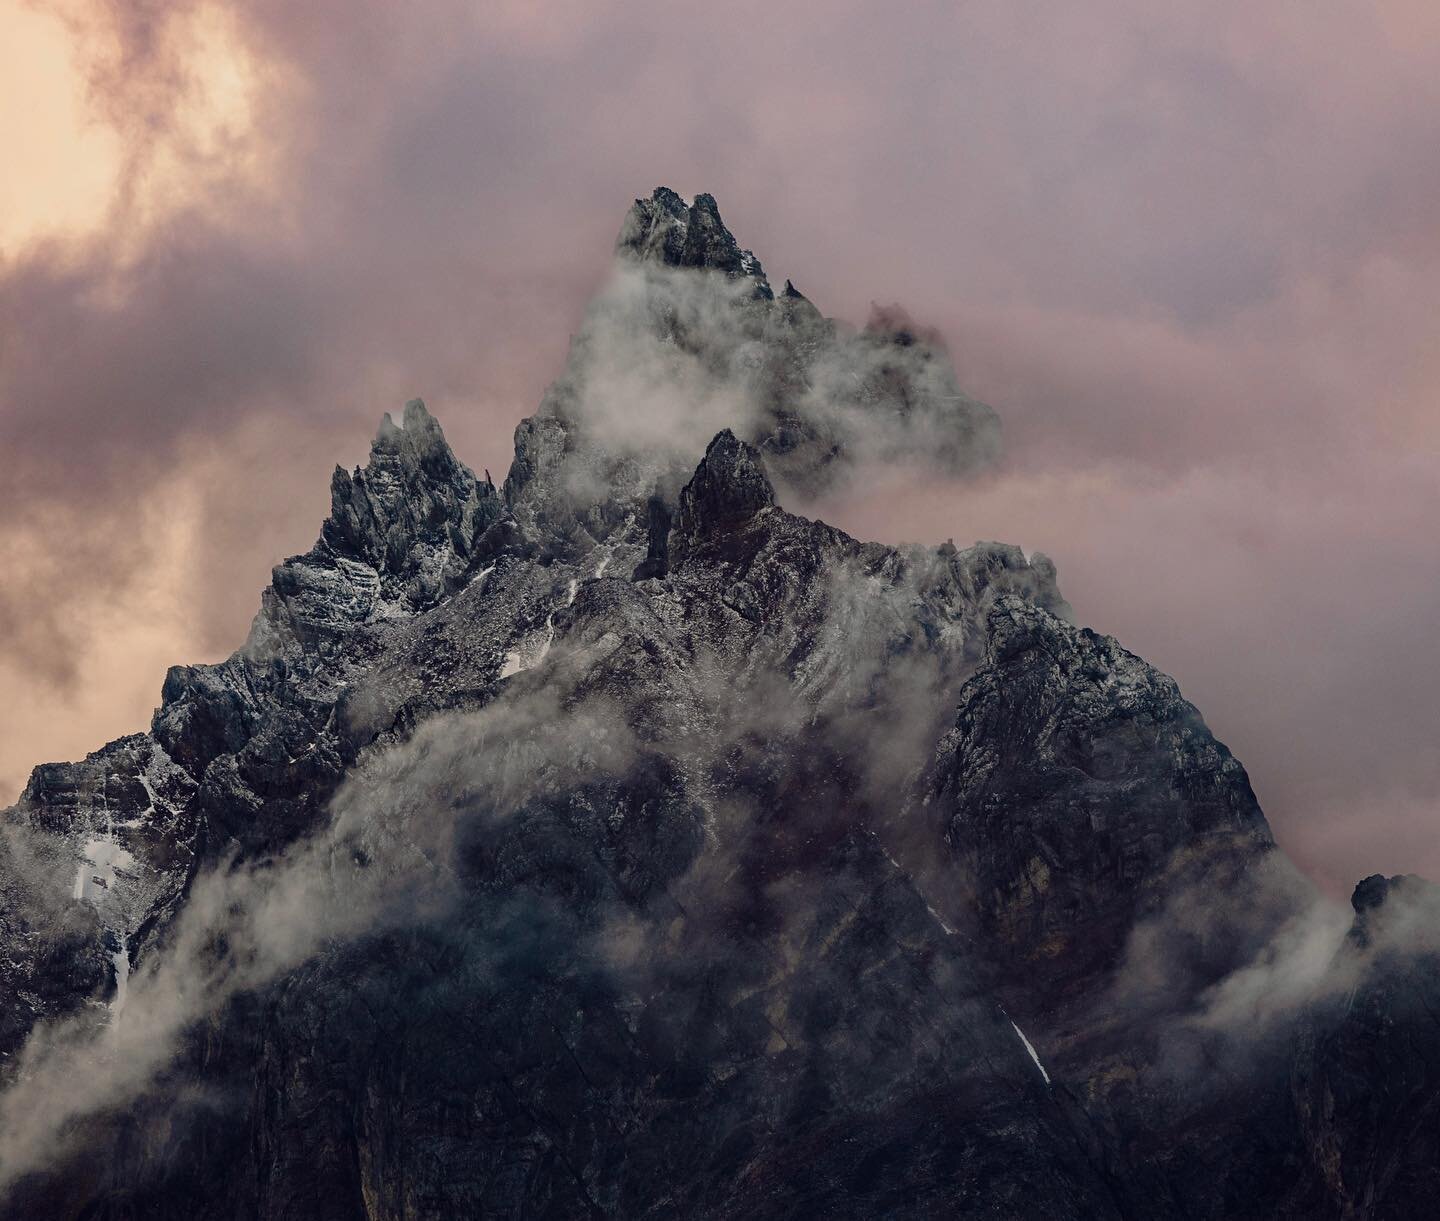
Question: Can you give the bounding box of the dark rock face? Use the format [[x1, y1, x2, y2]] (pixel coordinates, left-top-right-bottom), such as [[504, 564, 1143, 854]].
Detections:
[[1, 188, 1435, 1219], [932, 595, 1276, 1009], [673, 429, 775, 546]]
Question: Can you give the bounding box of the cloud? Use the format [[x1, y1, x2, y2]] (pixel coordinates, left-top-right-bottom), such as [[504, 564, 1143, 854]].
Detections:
[[534, 256, 998, 506], [1108, 848, 1440, 1058]]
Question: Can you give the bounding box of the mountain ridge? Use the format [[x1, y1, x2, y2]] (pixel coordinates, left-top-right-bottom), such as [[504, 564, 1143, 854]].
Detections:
[[0, 187, 1435, 1219]]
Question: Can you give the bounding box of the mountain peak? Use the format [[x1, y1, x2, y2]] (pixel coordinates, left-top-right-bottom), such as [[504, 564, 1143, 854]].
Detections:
[[312, 398, 501, 603], [675, 428, 775, 541], [10, 183, 1438, 1221], [615, 186, 772, 297], [367, 397, 452, 464]]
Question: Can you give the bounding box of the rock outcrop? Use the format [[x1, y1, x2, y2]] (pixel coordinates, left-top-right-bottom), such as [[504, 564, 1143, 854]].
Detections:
[[933, 595, 1277, 1010]]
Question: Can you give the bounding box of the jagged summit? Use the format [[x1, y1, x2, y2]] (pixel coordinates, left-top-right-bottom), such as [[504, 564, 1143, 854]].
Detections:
[[501, 187, 1002, 581], [319, 396, 502, 607], [370, 397, 450, 458], [616, 186, 773, 296]]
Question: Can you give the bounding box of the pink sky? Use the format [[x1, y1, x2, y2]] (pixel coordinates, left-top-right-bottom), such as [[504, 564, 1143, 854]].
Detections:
[[2, 0, 1437, 894]]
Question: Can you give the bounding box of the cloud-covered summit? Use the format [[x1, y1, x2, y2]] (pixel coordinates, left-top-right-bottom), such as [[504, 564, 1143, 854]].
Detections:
[[531, 186, 1001, 510]]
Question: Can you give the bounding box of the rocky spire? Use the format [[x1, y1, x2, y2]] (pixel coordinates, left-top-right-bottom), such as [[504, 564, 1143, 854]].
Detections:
[[615, 186, 773, 297], [650, 430, 777, 573], [321, 398, 501, 597], [675, 429, 775, 538]]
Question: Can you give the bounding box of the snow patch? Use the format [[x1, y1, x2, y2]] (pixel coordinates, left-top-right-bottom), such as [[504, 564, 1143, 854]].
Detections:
[[925, 902, 956, 937], [1010, 1020, 1051, 1085], [284, 741, 318, 766], [504, 577, 579, 676], [72, 829, 137, 903], [110, 934, 130, 1013], [500, 613, 556, 678], [872, 833, 955, 935], [498, 645, 529, 679], [68, 810, 138, 1017], [135, 771, 159, 816]]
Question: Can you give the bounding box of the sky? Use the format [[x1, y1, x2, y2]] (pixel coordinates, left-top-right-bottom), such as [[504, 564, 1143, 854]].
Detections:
[[1, 0, 1437, 895]]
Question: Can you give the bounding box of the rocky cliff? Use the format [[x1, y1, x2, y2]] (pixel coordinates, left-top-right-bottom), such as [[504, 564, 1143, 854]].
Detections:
[[0, 189, 1434, 1219]]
